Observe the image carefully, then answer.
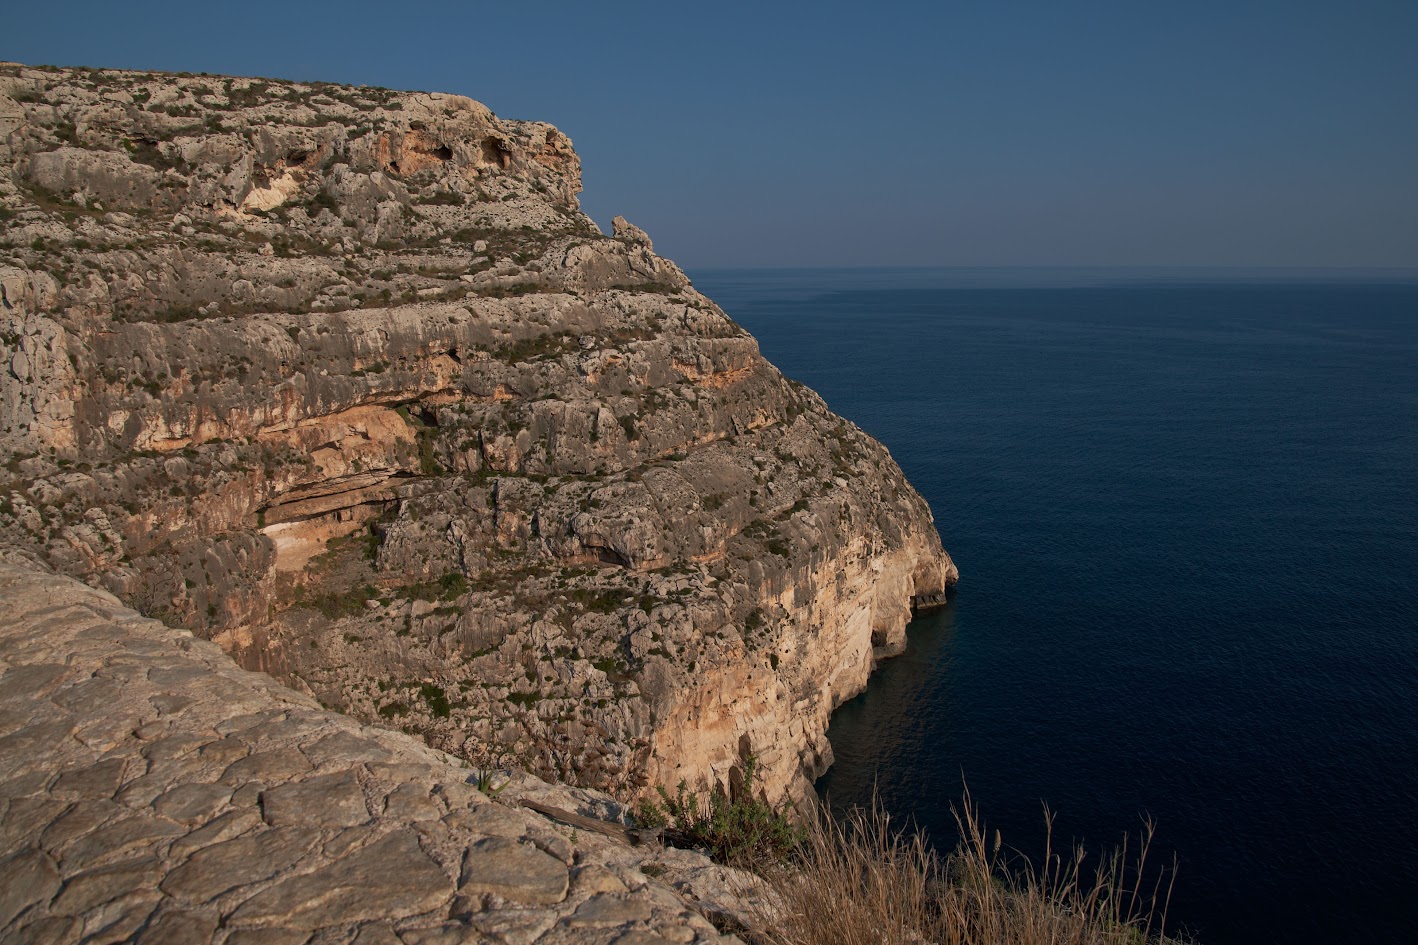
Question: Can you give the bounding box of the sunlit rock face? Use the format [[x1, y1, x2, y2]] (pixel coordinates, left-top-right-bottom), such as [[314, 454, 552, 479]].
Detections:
[[0, 62, 956, 802]]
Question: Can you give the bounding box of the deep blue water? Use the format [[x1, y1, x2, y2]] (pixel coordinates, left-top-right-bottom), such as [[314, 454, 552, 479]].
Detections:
[[690, 268, 1418, 945]]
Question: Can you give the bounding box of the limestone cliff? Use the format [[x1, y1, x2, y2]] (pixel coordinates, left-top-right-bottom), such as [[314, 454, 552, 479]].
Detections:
[[0, 62, 957, 804]]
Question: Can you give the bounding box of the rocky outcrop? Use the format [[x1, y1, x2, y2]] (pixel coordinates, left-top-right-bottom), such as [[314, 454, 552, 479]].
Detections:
[[0, 62, 956, 805], [0, 554, 758, 944]]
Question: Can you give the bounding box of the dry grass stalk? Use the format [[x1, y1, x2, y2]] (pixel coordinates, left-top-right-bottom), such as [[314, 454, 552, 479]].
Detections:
[[749, 788, 1183, 945]]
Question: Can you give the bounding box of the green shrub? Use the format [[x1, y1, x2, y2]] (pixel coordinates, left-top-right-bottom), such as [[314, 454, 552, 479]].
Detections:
[[619, 414, 639, 441], [403, 571, 467, 603], [419, 682, 451, 718], [418, 433, 443, 476], [635, 755, 803, 866], [300, 583, 378, 619], [309, 190, 339, 214], [570, 587, 629, 614], [437, 571, 468, 598]]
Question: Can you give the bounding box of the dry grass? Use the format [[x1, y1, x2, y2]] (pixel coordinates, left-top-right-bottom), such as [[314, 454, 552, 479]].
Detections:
[[748, 789, 1185, 945]]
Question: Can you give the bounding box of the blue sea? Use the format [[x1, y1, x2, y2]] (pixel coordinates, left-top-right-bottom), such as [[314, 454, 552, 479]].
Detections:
[[690, 268, 1418, 945]]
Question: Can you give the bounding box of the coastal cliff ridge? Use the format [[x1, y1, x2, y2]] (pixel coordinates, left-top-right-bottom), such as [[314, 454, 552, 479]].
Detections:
[[0, 61, 956, 812]]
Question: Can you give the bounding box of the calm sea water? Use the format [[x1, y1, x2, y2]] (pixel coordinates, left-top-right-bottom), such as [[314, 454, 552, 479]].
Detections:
[[690, 268, 1418, 945]]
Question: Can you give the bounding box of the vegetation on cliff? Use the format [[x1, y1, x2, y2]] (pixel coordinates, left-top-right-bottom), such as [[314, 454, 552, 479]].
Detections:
[[629, 767, 1183, 944], [752, 794, 1183, 945]]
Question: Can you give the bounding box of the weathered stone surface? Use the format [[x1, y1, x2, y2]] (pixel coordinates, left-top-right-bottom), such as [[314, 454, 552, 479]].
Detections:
[[55, 816, 184, 871], [344, 922, 401, 945], [259, 771, 368, 828], [459, 836, 569, 905], [220, 748, 312, 787], [229, 831, 448, 928], [381, 782, 443, 822], [468, 909, 559, 945], [221, 930, 312, 945], [50, 759, 127, 799], [571, 863, 629, 896], [396, 925, 485, 945], [49, 856, 164, 915], [563, 892, 654, 927], [0, 664, 69, 702], [160, 828, 320, 901], [129, 909, 221, 945], [0, 558, 758, 942], [302, 731, 393, 768], [612, 934, 678, 945], [152, 782, 233, 825], [8, 916, 83, 945], [166, 808, 262, 859], [0, 847, 61, 928]]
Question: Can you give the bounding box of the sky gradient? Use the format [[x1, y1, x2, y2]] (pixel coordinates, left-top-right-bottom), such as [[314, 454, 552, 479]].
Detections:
[[6, 1, 1417, 268]]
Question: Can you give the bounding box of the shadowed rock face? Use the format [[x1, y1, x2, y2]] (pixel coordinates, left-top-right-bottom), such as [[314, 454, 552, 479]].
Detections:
[[0, 62, 956, 803]]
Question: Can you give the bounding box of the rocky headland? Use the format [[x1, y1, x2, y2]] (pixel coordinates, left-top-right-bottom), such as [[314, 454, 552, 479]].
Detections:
[[0, 61, 955, 817]]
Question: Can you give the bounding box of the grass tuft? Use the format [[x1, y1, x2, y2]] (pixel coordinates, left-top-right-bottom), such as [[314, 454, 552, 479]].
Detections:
[[748, 788, 1184, 945]]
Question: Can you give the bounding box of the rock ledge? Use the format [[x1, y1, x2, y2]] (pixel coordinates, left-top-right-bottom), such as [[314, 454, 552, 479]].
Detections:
[[0, 554, 753, 944]]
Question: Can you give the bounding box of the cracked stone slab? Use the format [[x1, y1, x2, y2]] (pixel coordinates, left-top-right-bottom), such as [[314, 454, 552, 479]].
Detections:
[[152, 783, 233, 825], [228, 830, 449, 929], [0, 847, 61, 928], [459, 836, 569, 905], [160, 827, 321, 902], [563, 892, 654, 928], [259, 770, 368, 828]]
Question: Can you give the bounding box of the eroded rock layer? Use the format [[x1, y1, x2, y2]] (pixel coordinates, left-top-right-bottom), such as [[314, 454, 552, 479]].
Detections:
[[0, 62, 956, 803]]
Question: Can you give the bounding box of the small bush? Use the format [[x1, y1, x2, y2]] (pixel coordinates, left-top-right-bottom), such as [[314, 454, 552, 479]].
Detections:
[[377, 701, 408, 719], [636, 755, 803, 867], [619, 414, 639, 441], [301, 583, 378, 619], [570, 587, 629, 614], [495, 330, 574, 363], [419, 682, 451, 718], [403, 571, 467, 603], [309, 190, 339, 214], [417, 430, 443, 476]]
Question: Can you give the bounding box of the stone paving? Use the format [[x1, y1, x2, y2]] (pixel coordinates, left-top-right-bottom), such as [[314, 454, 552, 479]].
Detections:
[[0, 556, 745, 944]]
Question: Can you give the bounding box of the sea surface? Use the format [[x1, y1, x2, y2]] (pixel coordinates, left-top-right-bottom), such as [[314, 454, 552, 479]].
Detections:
[[689, 267, 1418, 945]]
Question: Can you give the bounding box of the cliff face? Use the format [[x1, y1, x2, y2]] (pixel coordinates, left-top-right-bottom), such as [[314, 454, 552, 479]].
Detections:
[[0, 62, 956, 803]]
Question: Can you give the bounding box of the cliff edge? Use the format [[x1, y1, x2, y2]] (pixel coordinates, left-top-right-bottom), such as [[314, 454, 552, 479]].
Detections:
[[0, 62, 957, 804], [0, 554, 757, 944]]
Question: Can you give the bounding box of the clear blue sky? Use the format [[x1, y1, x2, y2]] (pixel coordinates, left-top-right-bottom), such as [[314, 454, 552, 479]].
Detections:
[[7, 1, 1417, 268]]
